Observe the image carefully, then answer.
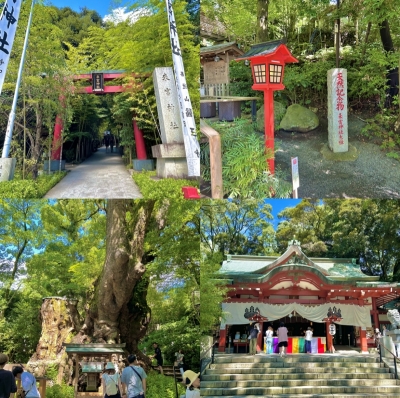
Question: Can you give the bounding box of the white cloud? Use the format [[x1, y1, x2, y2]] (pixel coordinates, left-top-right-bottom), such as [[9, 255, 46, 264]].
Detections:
[[103, 7, 151, 23]]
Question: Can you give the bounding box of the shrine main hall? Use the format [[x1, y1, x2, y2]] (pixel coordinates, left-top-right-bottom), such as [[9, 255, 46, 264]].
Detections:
[[217, 241, 400, 354]]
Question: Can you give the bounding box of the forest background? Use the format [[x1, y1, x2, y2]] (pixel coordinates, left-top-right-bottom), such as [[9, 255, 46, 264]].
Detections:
[[200, 0, 400, 197], [0, 0, 199, 179], [0, 198, 200, 397]]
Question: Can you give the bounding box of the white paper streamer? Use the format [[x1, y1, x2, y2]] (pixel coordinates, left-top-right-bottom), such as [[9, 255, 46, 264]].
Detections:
[[0, 0, 23, 95]]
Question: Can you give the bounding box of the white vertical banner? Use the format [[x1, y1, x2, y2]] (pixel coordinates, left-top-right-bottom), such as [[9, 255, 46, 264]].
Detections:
[[0, 0, 23, 95], [165, 0, 200, 177]]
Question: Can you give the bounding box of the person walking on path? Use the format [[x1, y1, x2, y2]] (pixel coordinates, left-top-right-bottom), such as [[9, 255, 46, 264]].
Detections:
[[0, 354, 17, 398], [265, 326, 274, 354], [102, 362, 122, 398], [110, 134, 115, 153], [277, 322, 289, 357], [104, 134, 110, 153], [248, 323, 260, 355], [175, 350, 185, 376], [304, 327, 313, 354], [121, 355, 147, 398], [150, 343, 163, 375], [12, 366, 40, 398]]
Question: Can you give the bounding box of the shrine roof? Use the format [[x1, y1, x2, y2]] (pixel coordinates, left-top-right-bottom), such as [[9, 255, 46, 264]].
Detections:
[[219, 244, 380, 284], [236, 39, 285, 59], [200, 42, 244, 56]]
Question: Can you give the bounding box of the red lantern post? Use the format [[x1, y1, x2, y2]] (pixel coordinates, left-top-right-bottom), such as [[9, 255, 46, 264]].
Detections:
[[236, 40, 298, 175]]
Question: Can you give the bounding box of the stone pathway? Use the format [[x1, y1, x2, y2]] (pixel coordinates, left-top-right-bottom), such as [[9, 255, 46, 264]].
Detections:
[[44, 147, 143, 199]]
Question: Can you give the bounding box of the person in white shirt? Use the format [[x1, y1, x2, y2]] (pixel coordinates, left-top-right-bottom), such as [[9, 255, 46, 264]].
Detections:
[[393, 326, 400, 357], [12, 366, 40, 398], [265, 326, 274, 354], [304, 327, 313, 353], [183, 370, 200, 398]]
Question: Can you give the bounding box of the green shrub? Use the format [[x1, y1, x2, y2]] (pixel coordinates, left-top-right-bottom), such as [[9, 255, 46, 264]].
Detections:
[[146, 370, 186, 398], [201, 119, 291, 199], [361, 112, 400, 159], [0, 172, 66, 198], [46, 384, 74, 398], [132, 171, 199, 199], [139, 319, 200, 372]]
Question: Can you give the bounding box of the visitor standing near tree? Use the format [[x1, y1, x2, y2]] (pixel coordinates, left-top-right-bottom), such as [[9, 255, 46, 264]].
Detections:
[[12, 366, 40, 398], [175, 350, 185, 376], [121, 355, 147, 398], [277, 322, 289, 357], [102, 362, 122, 398], [150, 343, 163, 375], [0, 354, 17, 398], [248, 323, 260, 355]]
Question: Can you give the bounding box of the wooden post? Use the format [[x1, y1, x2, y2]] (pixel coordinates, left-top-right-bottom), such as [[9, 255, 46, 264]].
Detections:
[[200, 119, 223, 199]]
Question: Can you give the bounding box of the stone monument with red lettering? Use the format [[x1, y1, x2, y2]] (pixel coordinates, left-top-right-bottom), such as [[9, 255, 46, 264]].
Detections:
[[327, 69, 348, 152]]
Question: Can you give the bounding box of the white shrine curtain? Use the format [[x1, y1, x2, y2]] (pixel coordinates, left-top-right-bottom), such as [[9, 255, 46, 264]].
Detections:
[[221, 302, 371, 328]]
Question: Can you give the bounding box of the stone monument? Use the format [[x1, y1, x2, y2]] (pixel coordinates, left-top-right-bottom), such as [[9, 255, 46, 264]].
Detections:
[[151, 67, 189, 179], [0, 158, 16, 182], [327, 68, 348, 152]]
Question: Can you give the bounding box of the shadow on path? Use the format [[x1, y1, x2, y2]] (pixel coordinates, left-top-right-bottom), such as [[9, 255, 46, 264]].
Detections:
[[44, 146, 142, 199]]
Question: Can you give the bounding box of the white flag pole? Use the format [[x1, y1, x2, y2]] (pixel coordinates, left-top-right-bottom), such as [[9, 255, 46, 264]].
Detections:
[[2, 0, 35, 159], [165, 0, 200, 177]]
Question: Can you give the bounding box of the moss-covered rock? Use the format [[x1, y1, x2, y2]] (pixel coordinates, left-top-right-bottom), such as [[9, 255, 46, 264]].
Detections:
[[256, 101, 287, 131], [280, 104, 319, 132]]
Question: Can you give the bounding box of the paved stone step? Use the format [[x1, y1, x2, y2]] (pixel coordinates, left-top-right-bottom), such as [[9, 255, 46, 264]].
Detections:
[[203, 395, 400, 398], [209, 362, 386, 370], [214, 355, 378, 364], [200, 385, 400, 396], [201, 378, 400, 388], [203, 372, 394, 380]]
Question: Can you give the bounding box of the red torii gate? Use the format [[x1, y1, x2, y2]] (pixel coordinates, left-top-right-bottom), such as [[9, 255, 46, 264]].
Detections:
[[51, 70, 147, 162]]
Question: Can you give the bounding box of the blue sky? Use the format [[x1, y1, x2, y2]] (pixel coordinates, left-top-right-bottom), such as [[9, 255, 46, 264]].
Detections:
[[48, 0, 117, 18], [265, 199, 302, 229]]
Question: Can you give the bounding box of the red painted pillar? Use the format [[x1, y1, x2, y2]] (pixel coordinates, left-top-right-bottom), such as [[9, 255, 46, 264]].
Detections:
[[360, 328, 368, 353], [218, 326, 226, 353], [51, 115, 63, 160], [133, 118, 147, 160], [257, 323, 264, 353], [326, 322, 333, 352], [263, 89, 275, 175], [371, 297, 380, 329]]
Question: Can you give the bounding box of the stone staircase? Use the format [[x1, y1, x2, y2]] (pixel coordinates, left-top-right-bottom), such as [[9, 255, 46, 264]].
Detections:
[[201, 353, 400, 397]]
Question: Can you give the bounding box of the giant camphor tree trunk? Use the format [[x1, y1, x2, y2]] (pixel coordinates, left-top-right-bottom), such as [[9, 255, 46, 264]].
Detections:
[[73, 199, 155, 363], [29, 200, 157, 380], [28, 297, 81, 381]]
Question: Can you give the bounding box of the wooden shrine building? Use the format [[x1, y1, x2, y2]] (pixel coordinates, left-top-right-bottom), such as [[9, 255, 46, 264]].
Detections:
[[217, 240, 400, 354], [63, 343, 125, 398]]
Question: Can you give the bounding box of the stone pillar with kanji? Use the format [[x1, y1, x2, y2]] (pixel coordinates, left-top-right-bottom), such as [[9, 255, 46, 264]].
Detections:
[[151, 67, 189, 178], [327, 68, 348, 152]]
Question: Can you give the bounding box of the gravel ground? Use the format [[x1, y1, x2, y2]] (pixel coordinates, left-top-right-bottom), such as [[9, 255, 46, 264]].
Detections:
[[275, 113, 400, 199]]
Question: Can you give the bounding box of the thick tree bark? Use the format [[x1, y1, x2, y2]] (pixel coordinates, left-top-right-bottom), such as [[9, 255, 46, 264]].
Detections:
[[75, 200, 155, 361], [29, 298, 81, 381], [256, 0, 269, 42]]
